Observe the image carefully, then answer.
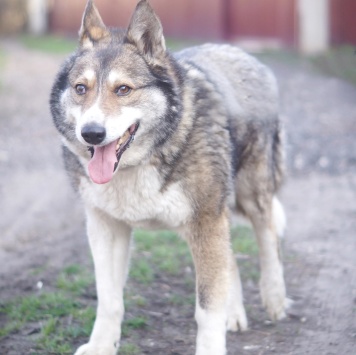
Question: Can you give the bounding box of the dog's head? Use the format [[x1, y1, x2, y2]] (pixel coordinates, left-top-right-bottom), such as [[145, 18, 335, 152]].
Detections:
[[51, 0, 182, 184]]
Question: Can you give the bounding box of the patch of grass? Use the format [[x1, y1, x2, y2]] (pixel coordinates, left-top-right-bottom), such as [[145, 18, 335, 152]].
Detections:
[[56, 263, 94, 295], [124, 316, 147, 329], [0, 226, 261, 352], [125, 293, 147, 308], [132, 226, 259, 283], [20, 34, 77, 54], [0, 263, 96, 353], [165, 37, 202, 51], [0, 320, 22, 338], [231, 225, 260, 282], [3, 292, 80, 322], [256, 49, 303, 65], [1, 293, 96, 352], [231, 225, 258, 256], [168, 293, 195, 306], [133, 229, 192, 278], [120, 343, 141, 355], [129, 258, 154, 284], [122, 316, 147, 338], [73, 306, 96, 336], [37, 315, 84, 354], [310, 45, 356, 86]]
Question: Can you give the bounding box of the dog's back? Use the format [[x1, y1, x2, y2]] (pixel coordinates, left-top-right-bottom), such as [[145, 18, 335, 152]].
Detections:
[[177, 44, 279, 124], [175, 44, 284, 195]]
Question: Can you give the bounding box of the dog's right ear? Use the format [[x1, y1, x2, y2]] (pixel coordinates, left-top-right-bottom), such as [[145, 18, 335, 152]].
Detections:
[[79, 0, 110, 49]]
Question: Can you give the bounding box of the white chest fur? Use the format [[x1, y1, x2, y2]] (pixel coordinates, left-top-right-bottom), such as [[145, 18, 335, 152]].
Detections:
[[79, 164, 193, 230]]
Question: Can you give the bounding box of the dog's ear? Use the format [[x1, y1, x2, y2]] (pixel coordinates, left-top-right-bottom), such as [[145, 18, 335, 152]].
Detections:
[[126, 0, 166, 63], [79, 0, 110, 49]]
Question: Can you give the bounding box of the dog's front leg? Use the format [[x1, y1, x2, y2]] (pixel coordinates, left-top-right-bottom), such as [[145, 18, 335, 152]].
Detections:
[[74, 207, 132, 355], [186, 209, 232, 355]]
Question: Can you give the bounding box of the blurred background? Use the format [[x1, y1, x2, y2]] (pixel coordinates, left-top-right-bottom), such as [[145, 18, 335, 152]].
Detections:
[[0, 1, 355, 354], [1, 0, 356, 53]]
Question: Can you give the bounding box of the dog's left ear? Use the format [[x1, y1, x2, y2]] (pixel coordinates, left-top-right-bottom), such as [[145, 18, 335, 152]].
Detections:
[[79, 0, 110, 49], [126, 0, 166, 63]]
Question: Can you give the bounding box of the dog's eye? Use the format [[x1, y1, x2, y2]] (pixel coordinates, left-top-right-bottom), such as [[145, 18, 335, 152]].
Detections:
[[75, 84, 87, 95], [115, 85, 131, 96]]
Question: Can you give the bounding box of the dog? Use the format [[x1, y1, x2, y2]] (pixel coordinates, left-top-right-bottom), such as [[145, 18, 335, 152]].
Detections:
[[50, 1, 288, 354]]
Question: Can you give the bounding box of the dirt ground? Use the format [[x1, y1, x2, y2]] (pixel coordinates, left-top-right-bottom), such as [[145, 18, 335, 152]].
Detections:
[[0, 39, 355, 354]]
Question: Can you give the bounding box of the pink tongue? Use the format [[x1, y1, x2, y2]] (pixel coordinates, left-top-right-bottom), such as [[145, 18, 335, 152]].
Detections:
[[88, 141, 117, 184]]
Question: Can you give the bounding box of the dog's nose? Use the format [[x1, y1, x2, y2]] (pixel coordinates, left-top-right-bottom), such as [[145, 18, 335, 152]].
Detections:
[[81, 123, 106, 145]]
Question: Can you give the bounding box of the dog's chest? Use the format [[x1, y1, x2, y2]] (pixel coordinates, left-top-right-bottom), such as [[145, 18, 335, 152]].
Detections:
[[79, 165, 192, 229]]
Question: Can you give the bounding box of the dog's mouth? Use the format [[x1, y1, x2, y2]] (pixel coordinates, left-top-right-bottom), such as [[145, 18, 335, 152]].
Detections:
[[87, 122, 139, 184]]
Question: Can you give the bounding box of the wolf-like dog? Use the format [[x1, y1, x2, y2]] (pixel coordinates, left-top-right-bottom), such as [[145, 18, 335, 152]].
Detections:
[[50, 1, 288, 354]]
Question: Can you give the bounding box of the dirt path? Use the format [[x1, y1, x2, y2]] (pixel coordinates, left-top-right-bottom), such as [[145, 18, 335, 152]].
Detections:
[[0, 40, 87, 299], [0, 40, 355, 354]]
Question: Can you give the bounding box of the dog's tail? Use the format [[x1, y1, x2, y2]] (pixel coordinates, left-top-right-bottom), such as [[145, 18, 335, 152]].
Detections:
[[272, 121, 286, 238], [272, 120, 286, 192]]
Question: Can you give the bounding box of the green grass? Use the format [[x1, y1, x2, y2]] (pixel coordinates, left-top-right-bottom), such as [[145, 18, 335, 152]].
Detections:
[[165, 38, 202, 51], [231, 225, 260, 282], [231, 225, 258, 255], [120, 343, 141, 355], [129, 258, 154, 283], [3, 292, 80, 322], [121, 316, 147, 338], [131, 226, 259, 283], [310, 45, 356, 86], [20, 34, 77, 54], [257, 45, 356, 87], [256, 49, 303, 65], [132, 229, 192, 278], [56, 263, 94, 295], [0, 226, 259, 353], [18, 35, 196, 55], [0, 263, 96, 353], [124, 316, 147, 330]]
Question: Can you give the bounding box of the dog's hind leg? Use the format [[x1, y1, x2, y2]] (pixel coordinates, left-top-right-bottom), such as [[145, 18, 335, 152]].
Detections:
[[226, 249, 248, 332], [74, 207, 132, 355], [234, 136, 288, 321], [185, 208, 234, 355], [236, 182, 287, 321]]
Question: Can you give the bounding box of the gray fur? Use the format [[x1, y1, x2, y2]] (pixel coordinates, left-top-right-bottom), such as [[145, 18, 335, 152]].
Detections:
[[50, 1, 287, 354]]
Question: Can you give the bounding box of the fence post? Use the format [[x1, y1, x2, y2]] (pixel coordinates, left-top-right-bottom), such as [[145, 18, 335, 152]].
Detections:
[[27, 0, 47, 35], [298, 0, 329, 54]]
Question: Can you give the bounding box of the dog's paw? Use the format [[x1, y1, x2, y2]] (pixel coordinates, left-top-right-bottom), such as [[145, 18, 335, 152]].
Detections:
[[260, 277, 288, 321], [74, 342, 118, 355], [227, 308, 248, 332]]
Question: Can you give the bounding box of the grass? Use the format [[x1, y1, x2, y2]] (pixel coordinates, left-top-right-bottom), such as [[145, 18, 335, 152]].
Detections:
[[310, 45, 356, 86], [131, 229, 193, 281], [256, 49, 303, 65], [20, 34, 77, 54], [120, 343, 141, 355], [165, 37, 202, 51], [18, 34, 197, 55], [0, 225, 259, 353], [56, 263, 94, 295], [0, 264, 95, 353], [231, 225, 258, 255], [231, 225, 260, 282], [257, 45, 356, 87]]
